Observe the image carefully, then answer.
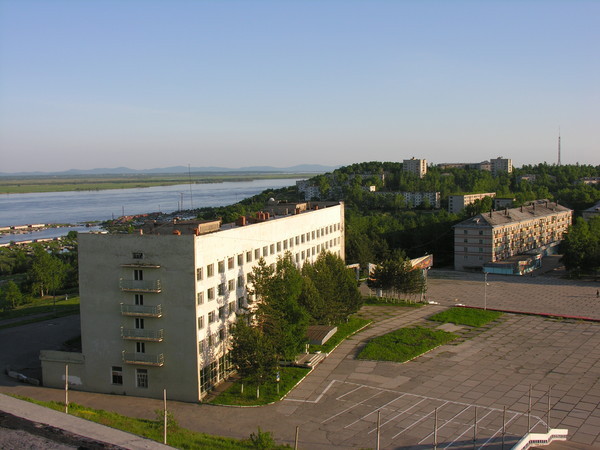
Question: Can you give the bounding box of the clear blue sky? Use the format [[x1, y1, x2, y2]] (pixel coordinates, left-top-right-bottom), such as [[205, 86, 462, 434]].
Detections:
[[1, 0, 598, 172]]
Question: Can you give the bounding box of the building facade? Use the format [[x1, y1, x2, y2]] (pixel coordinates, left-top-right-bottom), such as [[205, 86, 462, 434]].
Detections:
[[490, 157, 513, 175], [403, 157, 427, 178], [400, 191, 441, 209], [448, 193, 496, 214], [453, 200, 572, 271], [41, 202, 345, 402]]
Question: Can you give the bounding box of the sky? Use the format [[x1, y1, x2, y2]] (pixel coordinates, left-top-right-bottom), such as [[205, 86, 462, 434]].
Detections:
[[0, 0, 598, 173]]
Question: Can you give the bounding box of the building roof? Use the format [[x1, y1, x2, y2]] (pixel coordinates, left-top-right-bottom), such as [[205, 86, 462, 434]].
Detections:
[[454, 200, 572, 229]]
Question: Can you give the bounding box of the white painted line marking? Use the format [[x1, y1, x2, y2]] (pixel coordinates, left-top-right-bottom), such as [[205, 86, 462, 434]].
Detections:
[[367, 398, 427, 434], [478, 411, 520, 449], [391, 401, 449, 439], [322, 391, 383, 424], [344, 393, 407, 429], [443, 408, 494, 449], [284, 379, 338, 403], [418, 404, 471, 444]]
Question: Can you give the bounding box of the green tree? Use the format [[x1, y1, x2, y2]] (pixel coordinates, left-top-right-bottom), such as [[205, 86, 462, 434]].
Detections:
[[0, 280, 23, 310], [561, 217, 600, 275], [29, 246, 67, 297], [230, 316, 278, 387], [248, 254, 309, 360]]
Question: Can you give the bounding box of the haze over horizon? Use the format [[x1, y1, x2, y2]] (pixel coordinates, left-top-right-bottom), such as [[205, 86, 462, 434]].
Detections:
[[1, 1, 598, 173]]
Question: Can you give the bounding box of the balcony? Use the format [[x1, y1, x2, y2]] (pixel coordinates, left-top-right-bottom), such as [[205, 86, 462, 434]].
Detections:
[[120, 303, 163, 317], [121, 263, 161, 269], [121, 327, 164, 342], [122, 351, 164, 366], [119, 279, 161, 293]]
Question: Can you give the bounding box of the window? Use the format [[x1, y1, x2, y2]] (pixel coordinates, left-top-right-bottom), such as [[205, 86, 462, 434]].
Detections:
[[306, 232, 310, 242], [132, 252, 143, 259], [228, 257, 234, 269], [135, 318, 144, 329], [219, 328, 225, 341], [218, 283, 226, 296], [289, 238, 294, 247], [312, 231, 316, 240], [111, 366, 123, 385], [196, 267, 203, 281], [277, 242, 282, 252], [237, 275, 244, 288], [228, 279, 235, 291], [136, 342, 145, 353], [198, 340, 204, 353], [254, 249, 260, 259], [229, 301, 235, 315], [270, 244, 275, 254], [207, 334, 213, 346], [464, 230, 468, 235], [283, 240, 288, 250], [198, 316, 204, 329], [207, 264, 214, 277], [479, 231, 483, 235], [263, 246, 268, 257], [295, 236, 299, 245], [237, 297, 245, 309], [219, 306, 226, 319], [208, 311, 216, 323], [218, 260, 225, 273], [134, 269, 143, 281], [246, 251, 252, 262], [464, 239, 468, 243], [301, 234, 305, 244], [136, 369, 148, 388], [197, 292, 204, 305], [464, 247, 468, 252], [301, 250, 305, 260], [207, 288, 215, 300], [237, 254, 243, 266], [135, 294, 144, 305]]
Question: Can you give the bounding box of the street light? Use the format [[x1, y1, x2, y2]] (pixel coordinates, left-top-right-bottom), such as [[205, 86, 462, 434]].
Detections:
[[483, 272, 488, 310]]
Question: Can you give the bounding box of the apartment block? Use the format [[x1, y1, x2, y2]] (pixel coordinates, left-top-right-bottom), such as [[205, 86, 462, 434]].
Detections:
[[41, 202, 345, 402], [490, 157, 513, 175], [448, 193, 496, 214], [403, 157, 427, 178], [400, 191, 441, 209], [453, 200, 572, 271]]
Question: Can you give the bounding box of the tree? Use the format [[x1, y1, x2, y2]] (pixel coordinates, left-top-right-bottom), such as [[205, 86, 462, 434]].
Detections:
[[561, 217, 600, 275], [0, 281, 23, 310], [367, 256, 426, 302], [230, 316, 277, 387], [29, 246, 67, 297], [300, 252, 362, 324], [247, 254, 308, 360]]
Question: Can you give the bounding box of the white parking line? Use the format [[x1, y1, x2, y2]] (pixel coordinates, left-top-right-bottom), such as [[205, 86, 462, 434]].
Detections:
[[392, 402, 449, 439], [344, 393, 408, 429], [367, 397, 427, 434], [443, 408, 494, 449], [418, 404, 472, 444], [322, 390, 383, 424]]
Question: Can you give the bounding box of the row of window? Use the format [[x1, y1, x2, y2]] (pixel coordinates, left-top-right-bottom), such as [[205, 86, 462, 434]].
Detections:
[[195, 223, 342, 282], [111, 366, 148, 388], [198, 300, 240, 329]]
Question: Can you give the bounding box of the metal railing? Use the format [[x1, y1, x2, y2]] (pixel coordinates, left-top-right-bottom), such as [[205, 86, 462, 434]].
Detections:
[[119, 279, 162, 293], [121, 327, 164, 341], [122, 351, 164, 366], [120, 303, 163, 317]]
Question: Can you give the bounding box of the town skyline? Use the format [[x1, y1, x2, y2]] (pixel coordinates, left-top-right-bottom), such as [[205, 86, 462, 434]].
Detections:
[[1, 1, 598, 172]]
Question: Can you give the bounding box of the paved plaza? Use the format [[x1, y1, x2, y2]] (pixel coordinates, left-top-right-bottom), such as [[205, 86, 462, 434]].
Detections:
[[1, 268, 600, 448]]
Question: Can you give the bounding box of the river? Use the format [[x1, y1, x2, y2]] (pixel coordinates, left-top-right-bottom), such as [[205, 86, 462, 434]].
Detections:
[[0, 178, 302, 244]]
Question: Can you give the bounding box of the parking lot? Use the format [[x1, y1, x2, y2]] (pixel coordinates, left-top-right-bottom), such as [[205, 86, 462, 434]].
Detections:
[[2, 269, 600, 448]]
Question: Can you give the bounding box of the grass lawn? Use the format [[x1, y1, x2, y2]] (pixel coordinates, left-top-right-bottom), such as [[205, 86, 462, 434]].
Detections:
[[309, 316, 371, 353], [0, 296, 80, 329], [11, 395, 281, 449], [209, 366, 309, 406], [357, 326, 457, 363], [428, 307, 503, 327], [363, 296, 423, 307]]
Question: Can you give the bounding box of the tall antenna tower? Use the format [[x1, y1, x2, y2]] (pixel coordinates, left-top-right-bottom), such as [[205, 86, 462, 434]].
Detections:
[[557, 128, 561, 166]]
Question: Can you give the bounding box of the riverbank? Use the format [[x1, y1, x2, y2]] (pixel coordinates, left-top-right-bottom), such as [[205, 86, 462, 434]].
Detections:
[[0, 173, 312, 194]]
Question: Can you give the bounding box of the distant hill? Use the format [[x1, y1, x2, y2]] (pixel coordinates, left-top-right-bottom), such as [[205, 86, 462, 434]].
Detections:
[[0, 164, 339, 177]]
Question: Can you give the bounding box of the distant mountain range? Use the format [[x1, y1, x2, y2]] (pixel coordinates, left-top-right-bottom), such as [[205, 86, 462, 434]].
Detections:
[[0, 164, 338, 177]]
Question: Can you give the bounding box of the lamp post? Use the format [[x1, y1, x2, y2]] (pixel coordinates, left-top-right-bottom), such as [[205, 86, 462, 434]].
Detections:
[[484, 272, 488, 310]]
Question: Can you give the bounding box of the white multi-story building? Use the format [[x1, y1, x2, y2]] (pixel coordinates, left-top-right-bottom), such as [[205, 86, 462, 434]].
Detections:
[[41, 202, 345, 402], [490, 157, 513, 175], [400, 191, 441, 209], [448, 193, 496, 214], [403, 158, 427, 178]]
